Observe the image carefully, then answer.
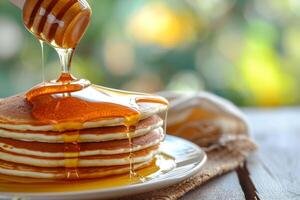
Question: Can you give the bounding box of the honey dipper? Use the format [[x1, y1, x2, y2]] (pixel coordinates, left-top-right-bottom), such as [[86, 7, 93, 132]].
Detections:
[[10, 0, 92, 49]]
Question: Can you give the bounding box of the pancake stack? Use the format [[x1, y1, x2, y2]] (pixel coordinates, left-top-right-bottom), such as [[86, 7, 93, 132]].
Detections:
[[0, 94, 168, 179]]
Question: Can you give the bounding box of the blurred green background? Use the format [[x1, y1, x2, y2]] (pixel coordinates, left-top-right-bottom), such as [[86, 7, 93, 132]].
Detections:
[[0, 0, 300, 106]]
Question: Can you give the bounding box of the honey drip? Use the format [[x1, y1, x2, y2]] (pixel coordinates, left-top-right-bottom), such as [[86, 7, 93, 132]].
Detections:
[[39, 40, 45, 83], [19, 0, 169, 184], [63, 130, 80, 179], [125, 127, 146, 182], [124, 126, 132, 177]]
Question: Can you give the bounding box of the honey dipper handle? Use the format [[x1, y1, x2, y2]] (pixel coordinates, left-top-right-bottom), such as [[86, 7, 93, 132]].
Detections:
[[9, 0, 25, 9]]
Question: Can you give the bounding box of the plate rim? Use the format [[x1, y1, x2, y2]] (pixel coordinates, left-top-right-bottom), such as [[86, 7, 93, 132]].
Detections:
[[0, 135, 207, 199]]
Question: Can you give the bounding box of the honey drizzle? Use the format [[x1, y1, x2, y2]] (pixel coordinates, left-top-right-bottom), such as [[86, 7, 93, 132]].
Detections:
[[123, 114, 140, 181], [39, 40, 45, 83], [126, 129, 134, 179], [56, 48, 74, 73], [163, 110, 168, 138], [63, 131, 80, 179], [21, 0, 169, 181], [55, 48, 80, 179]]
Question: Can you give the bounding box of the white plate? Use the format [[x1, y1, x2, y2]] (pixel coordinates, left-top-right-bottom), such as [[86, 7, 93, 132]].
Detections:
[[0, 135, 206, 200]]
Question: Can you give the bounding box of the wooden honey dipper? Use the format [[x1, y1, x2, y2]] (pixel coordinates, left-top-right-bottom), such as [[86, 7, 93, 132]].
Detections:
[[10, 0, 92, 49]]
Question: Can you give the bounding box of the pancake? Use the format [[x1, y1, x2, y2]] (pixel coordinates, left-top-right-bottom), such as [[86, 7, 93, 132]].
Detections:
[[0, 94, 167, 131], [0, 159, 153, 179], [0, 145, 159, 167], [0, 91, 167, 180], [0, 115, 163, 143], [0, 128, 163, 157]]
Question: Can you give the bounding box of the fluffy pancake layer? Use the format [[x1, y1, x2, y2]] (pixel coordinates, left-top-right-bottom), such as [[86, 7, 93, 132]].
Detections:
[[0, 159, 153, 179], [0, 145, 159, 167], [0, 115, 163, 143], [0, 128, 163, 157], [0, 95, 167, 131]]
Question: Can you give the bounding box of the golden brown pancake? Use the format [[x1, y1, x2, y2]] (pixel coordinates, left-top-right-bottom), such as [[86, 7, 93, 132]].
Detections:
[[0, 94, 167, 131], [0, 128, 163, 157], [0, 159, 153, 179], [0, 145, 159, 167], [0, 115, 163, 143]]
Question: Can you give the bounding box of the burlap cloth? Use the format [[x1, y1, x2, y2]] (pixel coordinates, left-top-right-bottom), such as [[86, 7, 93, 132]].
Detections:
[[120, 92, 256, 200]]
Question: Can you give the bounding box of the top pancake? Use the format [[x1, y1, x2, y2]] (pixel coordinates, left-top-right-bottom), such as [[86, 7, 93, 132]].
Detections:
[[0, 94, 167, 131]]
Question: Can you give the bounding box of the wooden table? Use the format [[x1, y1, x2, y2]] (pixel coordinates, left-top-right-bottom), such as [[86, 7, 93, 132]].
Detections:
[[181, 108, 300, 200]]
